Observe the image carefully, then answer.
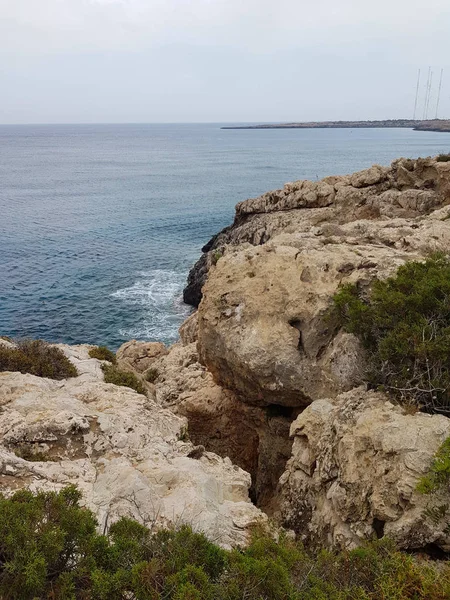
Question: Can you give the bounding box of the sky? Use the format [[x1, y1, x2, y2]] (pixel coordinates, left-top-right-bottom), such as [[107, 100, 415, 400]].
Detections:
[[1, 0, 450, 124]]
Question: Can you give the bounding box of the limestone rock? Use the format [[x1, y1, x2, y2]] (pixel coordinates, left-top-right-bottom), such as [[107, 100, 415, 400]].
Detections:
[[185, 155, 450, 308], [152, 341, 294, 511], [116, 339, 167, 374], [197, 241, 409, 407], [0, 365, 265, 548], [179, 311, 199, 345], [279, 387, 450, 552]]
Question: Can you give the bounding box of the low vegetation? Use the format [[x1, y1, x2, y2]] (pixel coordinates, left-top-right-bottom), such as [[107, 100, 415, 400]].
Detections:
[[332, 254, 450, 414], [436, 153, 450, 162], [145, 367, 159, 383], [418, 435, 450, 534], [0, 339, 78, 380], [1, 486, 449, 600], [88, 345, 117, 364], [102, 363, 145, 395]]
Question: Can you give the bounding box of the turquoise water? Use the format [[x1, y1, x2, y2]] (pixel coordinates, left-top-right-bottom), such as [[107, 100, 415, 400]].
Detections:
[[1, 123, 449, 349]]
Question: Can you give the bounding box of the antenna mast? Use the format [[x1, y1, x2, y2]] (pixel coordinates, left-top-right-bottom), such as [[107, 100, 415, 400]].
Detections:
[[423, 67, 431, 120], [413, 69, 421, 120], [435, 68, 444, 119], [425, 70, 433, 120]]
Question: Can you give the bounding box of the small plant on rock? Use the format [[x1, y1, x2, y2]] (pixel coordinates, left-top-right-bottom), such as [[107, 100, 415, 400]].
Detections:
[[436, 153, 450, 162], [89, 345, 117, 363], [418, 436, 450, 535], [102, 363, 146, 395], [145, 367, 159, 383], [332, 254, 450, 414]]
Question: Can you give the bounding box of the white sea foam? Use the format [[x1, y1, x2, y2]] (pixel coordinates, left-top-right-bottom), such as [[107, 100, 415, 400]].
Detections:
[[112, 269, 192, 343]]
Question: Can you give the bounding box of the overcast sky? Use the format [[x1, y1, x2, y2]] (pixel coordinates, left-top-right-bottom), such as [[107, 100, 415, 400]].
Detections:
[[1, 0, 449, 124]]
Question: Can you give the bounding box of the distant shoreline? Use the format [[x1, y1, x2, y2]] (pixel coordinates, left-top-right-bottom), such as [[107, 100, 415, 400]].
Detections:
[[222, 119, 450, 132]]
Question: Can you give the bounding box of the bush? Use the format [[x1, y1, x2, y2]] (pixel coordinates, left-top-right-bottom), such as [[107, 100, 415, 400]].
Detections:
[[436, 153, 450, 162], [102, 364, 146, 395], [0, 339, 78, 380], [0, 487, 449, 599], [332, 254, 450, 414], [89, 345, 117, 363], [418, 435, 450, 535], [145, 368, 159, 383]]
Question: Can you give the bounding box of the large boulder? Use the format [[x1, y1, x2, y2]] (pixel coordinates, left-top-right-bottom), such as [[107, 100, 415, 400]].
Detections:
[[0, 360, 265, 548], [279, 387, 450, 552], [197, 241, 408, 407]]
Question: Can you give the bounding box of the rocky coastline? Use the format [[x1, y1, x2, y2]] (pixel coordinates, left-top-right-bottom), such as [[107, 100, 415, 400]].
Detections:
[[2, 154, 450, 556], [221, 119, 450, 132]]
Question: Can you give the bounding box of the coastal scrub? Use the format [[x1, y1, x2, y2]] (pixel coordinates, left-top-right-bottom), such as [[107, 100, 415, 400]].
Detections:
[[0, 339, 78, 380], [1, 486, 449, 600], [332, 254, 450, 414]]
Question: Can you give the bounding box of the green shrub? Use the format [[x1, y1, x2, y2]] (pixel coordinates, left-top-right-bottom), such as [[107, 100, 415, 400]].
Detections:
[[211, 250, 223, 265], [0, 339, 78, 379], [0, 486, 98, 599], [418, 436, 450, 495], [13, 444, 55, 462], [102, 364, 146, 395], [145, 367, 159, 383], [89, 345, 117, 364], [332, 254, 450, 414], [0, 487, 449, 599], [436, 153, 450, 162], [418, 436, 450, 535]]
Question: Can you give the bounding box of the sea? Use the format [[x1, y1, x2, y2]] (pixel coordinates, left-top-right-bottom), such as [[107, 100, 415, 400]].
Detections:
[[1, 123, 449, 349]]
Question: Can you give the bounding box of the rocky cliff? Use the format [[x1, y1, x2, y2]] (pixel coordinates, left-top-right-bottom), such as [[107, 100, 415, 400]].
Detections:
[[2, 155, 450, 553], [180, 155, 450, 550]]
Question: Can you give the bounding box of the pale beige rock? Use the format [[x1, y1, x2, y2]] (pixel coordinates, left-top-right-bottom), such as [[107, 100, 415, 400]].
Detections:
[[280, 387, 450, 551], [197, 241, 411, 407], [116, 339, 167, 374], [184, 155, 450, 307], [193, 156, 450, 408], [0, 365, 265, 548], [179, 311, 199, 345], [55, 343, 106, 381], [152, 341, 294, 511]]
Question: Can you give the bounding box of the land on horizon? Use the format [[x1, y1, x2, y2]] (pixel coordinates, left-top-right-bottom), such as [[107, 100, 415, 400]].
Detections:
[[222, 119, 450, 132]]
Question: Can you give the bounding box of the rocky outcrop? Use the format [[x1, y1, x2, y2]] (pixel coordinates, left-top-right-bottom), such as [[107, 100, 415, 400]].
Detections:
[[184, 157, 450, 307], [146, 340, 295, 511], [178, 154, 450, 552], [116, 339, 167, 374], [0, 345, 265, 548], [190, 158, 450, 409], [280, 388, 450, 551]]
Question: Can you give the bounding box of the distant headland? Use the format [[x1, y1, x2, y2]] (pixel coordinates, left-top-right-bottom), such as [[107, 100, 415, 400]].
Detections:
[[222, 119, 450, 132]]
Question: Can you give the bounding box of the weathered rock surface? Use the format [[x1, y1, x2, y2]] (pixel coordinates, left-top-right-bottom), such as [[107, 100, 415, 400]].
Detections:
[[280, 388, 450, 551], [0, 348, 265, 548], [149, 340, 295, 511], [192, 157, 450, 408], [116, 339, 167, 375], [184, 156, 450, 307]]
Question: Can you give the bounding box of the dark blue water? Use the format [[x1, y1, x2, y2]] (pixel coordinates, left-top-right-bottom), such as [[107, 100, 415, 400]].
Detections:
[[1, 124, 449, 349]]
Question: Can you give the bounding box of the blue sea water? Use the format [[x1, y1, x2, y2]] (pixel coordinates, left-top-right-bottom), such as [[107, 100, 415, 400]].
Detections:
[[1, 123, 449, 349]]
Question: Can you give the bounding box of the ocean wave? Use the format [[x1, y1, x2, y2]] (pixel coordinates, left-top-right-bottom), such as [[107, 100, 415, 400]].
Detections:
[[111, 269, 192, 343]]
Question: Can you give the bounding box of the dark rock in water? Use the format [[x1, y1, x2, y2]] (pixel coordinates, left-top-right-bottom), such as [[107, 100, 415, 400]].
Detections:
[[183, 253, 209, 307], [183, 229, 227, 307]]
